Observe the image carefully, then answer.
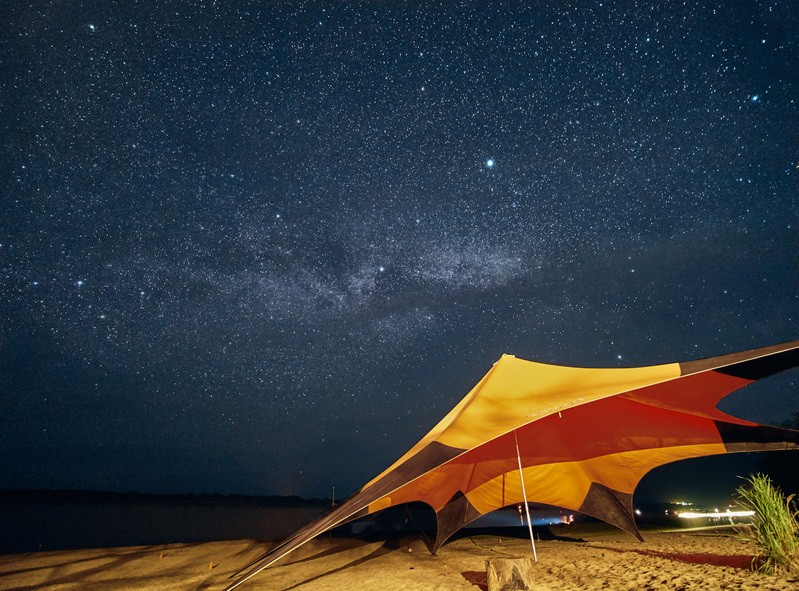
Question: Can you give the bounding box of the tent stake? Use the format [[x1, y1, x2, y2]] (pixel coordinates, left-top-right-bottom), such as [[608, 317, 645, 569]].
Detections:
[[514, 431, 537, 561]]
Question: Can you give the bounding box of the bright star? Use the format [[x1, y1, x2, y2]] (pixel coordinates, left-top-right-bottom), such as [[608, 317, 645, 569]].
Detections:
[[486, 159, 495, 168], [750, 95, 760, 102]]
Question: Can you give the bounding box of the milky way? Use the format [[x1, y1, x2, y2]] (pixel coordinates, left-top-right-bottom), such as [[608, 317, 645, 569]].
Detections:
[[2, 1, 797, 499]]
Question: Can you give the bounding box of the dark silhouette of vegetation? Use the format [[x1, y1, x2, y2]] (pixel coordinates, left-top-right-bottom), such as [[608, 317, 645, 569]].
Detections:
[[754, 412, 799, 494]]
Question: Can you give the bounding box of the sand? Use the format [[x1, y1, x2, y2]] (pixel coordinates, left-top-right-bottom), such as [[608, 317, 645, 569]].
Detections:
[[1, 525, 796, 591]]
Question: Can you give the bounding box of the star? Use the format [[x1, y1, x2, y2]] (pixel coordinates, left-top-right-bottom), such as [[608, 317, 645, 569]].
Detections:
[[2, 0, 795, 508]]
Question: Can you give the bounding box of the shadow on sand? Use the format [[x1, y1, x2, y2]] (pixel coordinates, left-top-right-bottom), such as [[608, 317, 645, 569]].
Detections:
[[273, 536, 402, 591], [0, 543, 205, 591], [592, 545, 760, 570], [448, 525, 586, 545]]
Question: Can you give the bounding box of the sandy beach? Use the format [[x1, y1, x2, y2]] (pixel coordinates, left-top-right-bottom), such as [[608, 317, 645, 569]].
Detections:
[[1, 524, 796, 591]]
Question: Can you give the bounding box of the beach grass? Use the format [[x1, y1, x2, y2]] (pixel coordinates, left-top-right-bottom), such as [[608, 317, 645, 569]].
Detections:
[[735, 473, 799, 575]]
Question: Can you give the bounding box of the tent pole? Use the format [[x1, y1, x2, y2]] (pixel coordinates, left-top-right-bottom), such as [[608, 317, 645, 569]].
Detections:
[[514, 431, 537, 561]]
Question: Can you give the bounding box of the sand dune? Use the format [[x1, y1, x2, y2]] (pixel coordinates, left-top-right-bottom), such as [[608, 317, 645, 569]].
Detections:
[[1, 525, 796, 590]]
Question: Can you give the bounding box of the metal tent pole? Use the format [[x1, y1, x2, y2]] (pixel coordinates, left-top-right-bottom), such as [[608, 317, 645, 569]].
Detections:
[[514, 430, 537, 561]]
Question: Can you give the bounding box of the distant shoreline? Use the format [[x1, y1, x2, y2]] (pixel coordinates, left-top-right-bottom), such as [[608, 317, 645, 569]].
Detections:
[[0, 488, 331, 507], [0, 490, 331, 554]]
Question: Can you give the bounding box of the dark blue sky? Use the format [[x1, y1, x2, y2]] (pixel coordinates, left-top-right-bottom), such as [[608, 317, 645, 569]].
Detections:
[[2, 1, 797, 504]]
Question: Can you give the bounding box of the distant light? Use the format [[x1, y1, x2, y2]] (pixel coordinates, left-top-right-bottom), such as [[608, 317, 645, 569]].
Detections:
[[750, 95, 760, 102], [486, 159, 495, 168], [678, 510, 754, 519], [88, 24, 96, 31]]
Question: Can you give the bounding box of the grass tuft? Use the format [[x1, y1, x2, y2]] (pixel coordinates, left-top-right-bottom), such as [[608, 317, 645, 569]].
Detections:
[[735, 473, 798, 575]]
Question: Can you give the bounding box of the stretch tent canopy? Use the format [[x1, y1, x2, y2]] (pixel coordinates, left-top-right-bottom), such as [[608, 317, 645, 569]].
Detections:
[[226, 340, 799, 590]]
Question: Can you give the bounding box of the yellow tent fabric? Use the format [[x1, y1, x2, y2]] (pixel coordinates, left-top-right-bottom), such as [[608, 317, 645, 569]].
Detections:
[[226, 340, 799, 590]]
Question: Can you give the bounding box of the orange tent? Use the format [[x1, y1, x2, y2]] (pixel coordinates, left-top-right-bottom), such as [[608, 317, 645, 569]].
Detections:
[[226, 340, 799, 589]]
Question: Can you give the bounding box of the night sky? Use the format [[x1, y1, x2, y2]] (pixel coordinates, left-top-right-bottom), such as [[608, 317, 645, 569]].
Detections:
[[2, 2, 797, 505]]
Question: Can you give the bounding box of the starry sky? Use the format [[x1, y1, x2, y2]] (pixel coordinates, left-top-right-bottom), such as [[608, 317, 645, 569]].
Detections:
[[2, 1, 797, 505]]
